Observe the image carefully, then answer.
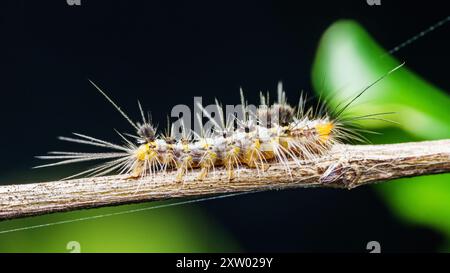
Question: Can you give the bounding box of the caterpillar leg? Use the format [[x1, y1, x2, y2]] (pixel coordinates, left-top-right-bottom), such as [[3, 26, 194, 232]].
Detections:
[[254, 161, 271, 172], [224, 164, 235, 180], [197, 150, 217, 180], [161, 152, 177, 173], [176, 156, 193, 182], [128, 161, 144, 179], [224, 146, 241, 181], [197, 167, 209, 180], [241, 140, 270, 175]]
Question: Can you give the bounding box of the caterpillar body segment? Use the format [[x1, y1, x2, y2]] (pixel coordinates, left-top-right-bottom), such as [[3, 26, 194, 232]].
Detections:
[[127, 115, 336, 181]]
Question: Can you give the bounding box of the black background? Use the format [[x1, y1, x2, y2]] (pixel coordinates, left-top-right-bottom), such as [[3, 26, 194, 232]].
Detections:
[[0, 0, 449, 252]]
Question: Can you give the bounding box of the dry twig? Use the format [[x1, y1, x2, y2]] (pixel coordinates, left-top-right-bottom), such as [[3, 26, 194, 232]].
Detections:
[[1, 139, 449, 220]]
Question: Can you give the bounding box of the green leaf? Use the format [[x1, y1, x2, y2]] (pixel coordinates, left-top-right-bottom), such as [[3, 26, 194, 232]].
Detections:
[[312, 20, 450, 140], [311, 20, 450, 249]]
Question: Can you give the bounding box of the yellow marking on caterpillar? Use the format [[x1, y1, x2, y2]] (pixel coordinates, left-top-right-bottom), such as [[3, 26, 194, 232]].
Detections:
[[279, 137, 290, 149], [261, 138, 276, 160], [315, 122, 334, 142], [183, 144, 190, 153], [135, 144, 149, 161], [136, 142, 159, 161], [241, 139, 263, 168]]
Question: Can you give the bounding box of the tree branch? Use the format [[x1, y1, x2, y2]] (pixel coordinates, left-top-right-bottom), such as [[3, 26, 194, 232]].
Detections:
[[1, 139, 449, 220]]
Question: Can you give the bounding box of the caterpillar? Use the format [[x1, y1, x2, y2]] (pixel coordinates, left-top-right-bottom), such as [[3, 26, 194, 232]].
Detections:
[[35, 65, 402, 182]]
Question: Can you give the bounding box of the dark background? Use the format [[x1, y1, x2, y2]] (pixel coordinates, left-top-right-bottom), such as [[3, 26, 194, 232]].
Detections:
[[0, 0, 449, 251]]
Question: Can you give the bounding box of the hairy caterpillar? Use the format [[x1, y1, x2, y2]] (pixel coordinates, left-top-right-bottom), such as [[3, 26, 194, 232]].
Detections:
[[35, 65, 402, 182]]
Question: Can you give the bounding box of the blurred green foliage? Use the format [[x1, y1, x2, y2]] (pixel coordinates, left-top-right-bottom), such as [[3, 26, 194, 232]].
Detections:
[[0, 201, 239, 252], [312, 20, 450, 250], [0, 172, 239, 253]]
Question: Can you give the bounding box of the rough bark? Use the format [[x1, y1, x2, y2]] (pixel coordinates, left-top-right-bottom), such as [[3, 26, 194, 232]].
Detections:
[[1, 139, 449, 220]]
